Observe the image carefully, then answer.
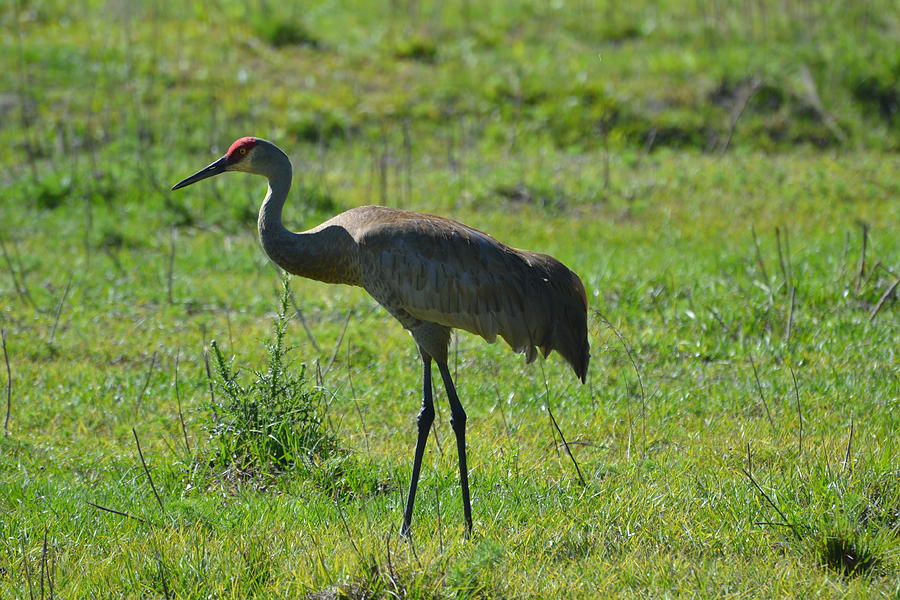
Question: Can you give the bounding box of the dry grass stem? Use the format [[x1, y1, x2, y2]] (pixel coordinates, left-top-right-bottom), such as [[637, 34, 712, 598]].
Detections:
[[868, 276, 899, 322], [132, 428, 167, 517], [134, 350, 159, 413], [2, 329, 10, 435], [48, 273, 73, 346]]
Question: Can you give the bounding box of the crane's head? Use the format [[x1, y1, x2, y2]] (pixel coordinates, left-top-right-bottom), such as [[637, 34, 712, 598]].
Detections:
[[171, 137, 264, 190]]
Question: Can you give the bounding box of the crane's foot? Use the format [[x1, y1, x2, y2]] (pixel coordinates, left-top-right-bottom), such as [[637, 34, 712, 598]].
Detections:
[[399, 522, 412, 539]]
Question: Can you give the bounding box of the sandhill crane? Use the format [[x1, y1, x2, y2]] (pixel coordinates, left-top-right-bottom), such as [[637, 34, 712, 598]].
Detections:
[[172, 137, 589, 537]]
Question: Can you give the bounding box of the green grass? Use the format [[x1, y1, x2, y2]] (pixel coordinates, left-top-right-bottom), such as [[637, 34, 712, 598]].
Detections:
[[1, 0, 898, 597]]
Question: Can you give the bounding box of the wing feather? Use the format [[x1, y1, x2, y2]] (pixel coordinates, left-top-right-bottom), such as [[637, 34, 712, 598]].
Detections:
[[357, 209, 589, 380]]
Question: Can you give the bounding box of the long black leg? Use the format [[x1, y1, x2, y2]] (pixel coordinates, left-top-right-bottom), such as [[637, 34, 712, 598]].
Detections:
[[436, 361, 472, 536], [400, 355, 435, 537]]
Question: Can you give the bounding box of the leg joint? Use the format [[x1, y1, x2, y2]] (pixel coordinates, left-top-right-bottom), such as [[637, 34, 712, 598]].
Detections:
[[449, 406, 466, 431], [417, 404, 435, 427]]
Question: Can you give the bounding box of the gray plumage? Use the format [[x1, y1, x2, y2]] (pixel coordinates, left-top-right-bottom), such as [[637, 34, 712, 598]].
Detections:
[[351, 206, 589, 380]]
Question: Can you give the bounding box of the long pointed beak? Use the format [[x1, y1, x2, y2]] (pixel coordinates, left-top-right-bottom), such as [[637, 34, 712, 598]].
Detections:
[[171, 156, 229, 190]]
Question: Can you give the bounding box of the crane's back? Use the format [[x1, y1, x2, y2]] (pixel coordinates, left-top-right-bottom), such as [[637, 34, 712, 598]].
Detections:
[[343, 206, 590, 381]]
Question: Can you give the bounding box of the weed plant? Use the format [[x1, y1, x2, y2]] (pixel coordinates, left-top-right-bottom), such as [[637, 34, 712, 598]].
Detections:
[[206, 276, 337, 479]]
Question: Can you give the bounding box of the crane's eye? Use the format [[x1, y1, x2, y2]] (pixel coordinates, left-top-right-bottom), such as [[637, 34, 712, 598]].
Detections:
[[239, 147, 248, 155]]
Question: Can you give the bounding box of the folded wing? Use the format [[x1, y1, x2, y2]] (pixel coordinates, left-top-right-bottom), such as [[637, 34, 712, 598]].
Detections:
[[359, 211, 589, 381]]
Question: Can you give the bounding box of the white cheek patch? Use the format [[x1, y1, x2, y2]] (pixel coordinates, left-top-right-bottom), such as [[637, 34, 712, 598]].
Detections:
[[228, 153, 253, 172]]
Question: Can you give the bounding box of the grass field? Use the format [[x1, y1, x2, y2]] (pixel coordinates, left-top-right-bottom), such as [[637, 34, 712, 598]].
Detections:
[[1, 0, 898, 597]]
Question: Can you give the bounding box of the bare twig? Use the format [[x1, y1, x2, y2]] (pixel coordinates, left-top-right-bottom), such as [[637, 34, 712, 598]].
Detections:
[[20, 535, 35, 600], [2, 329, 11, 435], [555, 439, 605, 449], [750, 225, 773, 304], [495, 388, 511, 438], [790, 367, 802, 456], [312, 543, 333, 581], [132, 428, 167, 516], [346, 339, 369, 453], [322, 310, 352, 379], [869, 276, 899, 322], [754, 521, 798, 530], [536, 358, 559, 456], [534, 335, 586, 485], [0, 235, 36, 309], [740, 467, 801, 540], [718, 75, 761, 153], [85, 501, 152, 525], [334, 500, 363, 560], [384, 531, 396, 589], [154, 543, 172, 600], [604, 318, 645, 410], [134, 350, 159, 412], [49, 531, 56, 598], [746, 442, 753, 476], [598, 312, 646, 449], [48, 273, 73, 346], [748, 354, 774, 429], [40, 527, 48, 600], [626, 403, 633, 460], [290, 296, 321, 353], [548, 402, 587, 487], [863, 260, 882, 289], [203, 346, 215, 407], [775, 227, 790, 293], [784, 285, 796, 343], [876, 263, 899, 278], [35, 524, 57, 599], [783, 226, 793, 290], [707, 305, 730, 335], [855, 222, 868, 294], [636, 127, 657, 168]]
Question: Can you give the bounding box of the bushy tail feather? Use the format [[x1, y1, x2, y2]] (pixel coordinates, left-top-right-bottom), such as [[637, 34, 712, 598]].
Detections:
[[537, 263, 590, 383]]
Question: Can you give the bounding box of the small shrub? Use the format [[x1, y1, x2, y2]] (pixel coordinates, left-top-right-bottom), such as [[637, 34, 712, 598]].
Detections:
[[253, 18, 321, 49], [205, 276, 336, 478], [30, 174, 71, 210], [853, 74, 899, 125], [600, 21, 643, 43], [820, 534, 880, 577], [393, 36, 438, 63]]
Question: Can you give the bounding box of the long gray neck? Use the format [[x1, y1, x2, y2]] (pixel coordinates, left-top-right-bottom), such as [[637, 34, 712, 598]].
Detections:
[[257, 150, 359, 285], [257, 151, 293, 240]]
